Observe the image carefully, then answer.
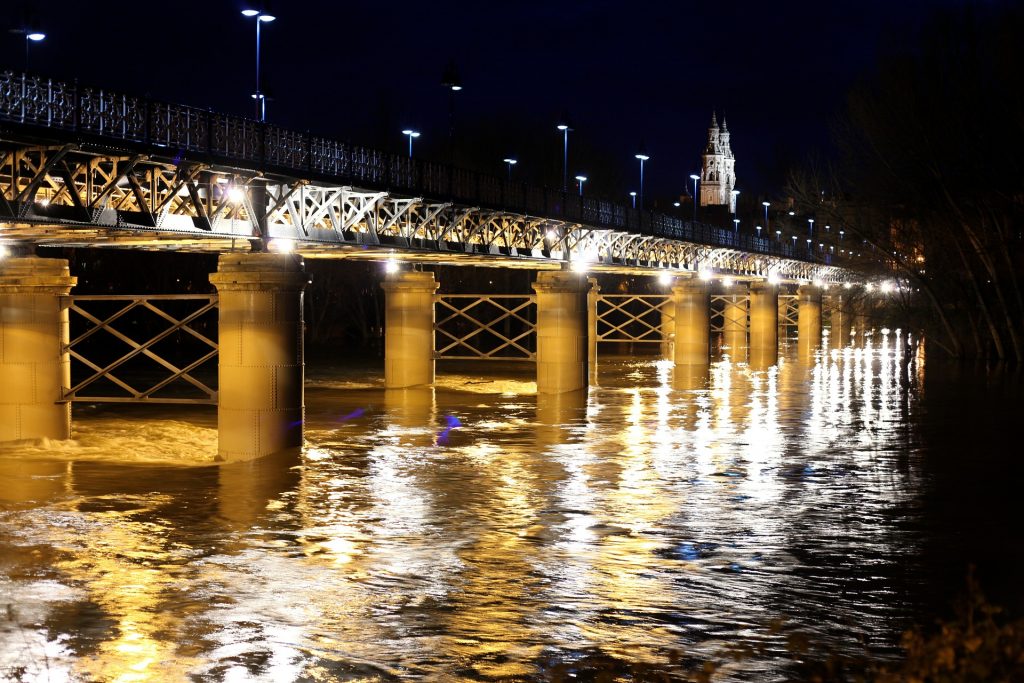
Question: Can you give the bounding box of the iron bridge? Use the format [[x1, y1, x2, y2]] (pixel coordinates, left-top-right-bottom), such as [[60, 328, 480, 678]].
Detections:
[[0, 71, 854, 282]]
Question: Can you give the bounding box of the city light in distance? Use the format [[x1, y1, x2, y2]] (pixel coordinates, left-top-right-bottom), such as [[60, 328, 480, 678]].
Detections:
[[881, 281, 895, 293]]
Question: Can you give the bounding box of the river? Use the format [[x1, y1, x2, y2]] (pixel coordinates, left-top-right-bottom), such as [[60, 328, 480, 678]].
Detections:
[[1, 335, 1021, 681]]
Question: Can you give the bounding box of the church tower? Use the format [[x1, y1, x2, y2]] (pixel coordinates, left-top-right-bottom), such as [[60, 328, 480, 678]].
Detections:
[[699, 112, 737, 213]]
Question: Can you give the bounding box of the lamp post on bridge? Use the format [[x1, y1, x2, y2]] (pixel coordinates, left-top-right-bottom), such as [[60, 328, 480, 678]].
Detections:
[[635, 144, 650, 210], [10, 26, 45, 71], [241, 6, 276, 122], [629, 191, 637, 208], [762, 201, 770, 235], [575, 175, 587, 197], [441, 60, 462, 164], [557, 113, 572, 193], [503, 158, 517, 182], [689, 174, 700, 222], [402, 129, 420, 158]]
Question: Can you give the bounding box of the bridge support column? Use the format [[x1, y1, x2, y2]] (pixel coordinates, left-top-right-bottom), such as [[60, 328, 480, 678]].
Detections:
[[749, 281, 779, 367], [672, 278, 709, 366], [660, 298, 675, 359], [0, 257, 77, 443], [854, 296, 871, 347], [829, 293, 854, 348], [210, 253, 307, 462], [587, 277, 599, 384], [381, 270, 438, 389], [797, 284, 823, 358], [722, 284, 748, 361], [533, 271, 587, 394]]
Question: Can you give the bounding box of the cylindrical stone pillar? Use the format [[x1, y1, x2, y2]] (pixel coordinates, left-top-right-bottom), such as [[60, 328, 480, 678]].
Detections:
[[533, 271, 587, 394], [672, 278, 709, 366], [659, 298, 675, 359], [209, 253, 307, 462], [722, 285, 748, 361], [587, 277, 599, 383], [749, 281, 779, 367], [797, 284, 823, 358], [381, 270, 439, 389], [829, 294, 854, 348], [0, 257, 77, 443]]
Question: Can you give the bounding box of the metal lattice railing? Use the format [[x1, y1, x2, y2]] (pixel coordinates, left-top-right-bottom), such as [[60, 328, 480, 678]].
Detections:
[[778, 294, 799, 337], [64, 294, 218, 404], [709, 294, 749, 334], [435, 295, 536, 361], [596, 295, 671, 343]]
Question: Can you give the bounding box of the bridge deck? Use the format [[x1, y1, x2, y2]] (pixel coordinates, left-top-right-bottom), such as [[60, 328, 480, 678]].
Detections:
[[0, 71, 852, 282]]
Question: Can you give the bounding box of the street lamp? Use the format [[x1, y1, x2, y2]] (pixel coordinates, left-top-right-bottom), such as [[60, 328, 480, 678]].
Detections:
[[730, 189, 740, 214], [575, 175, 587, 197], [762, 201, 770, 231], [689, 174, 700, 221], [635, 144, 650, 210], [441, 60, 462, 163], [808, 218, 814, 236], [775, 229, 782, 241], [11, 26, 45, 71], [503, 158, 517, 181], [557, 114, 572, 192], [241, 5, 276, 122], [733, 218, 739, 233], [756, 225, 762, 238], [629, 191, 637, 208], [402, 129, 420, 158]]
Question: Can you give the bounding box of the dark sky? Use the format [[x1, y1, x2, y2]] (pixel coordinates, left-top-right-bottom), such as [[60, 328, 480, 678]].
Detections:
[[4, 0, 964, 205]]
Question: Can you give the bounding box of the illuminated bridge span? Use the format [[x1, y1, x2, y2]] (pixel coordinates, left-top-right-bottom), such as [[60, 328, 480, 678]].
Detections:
[[0, 71, 851, 282], [0, 71, 889, 464]]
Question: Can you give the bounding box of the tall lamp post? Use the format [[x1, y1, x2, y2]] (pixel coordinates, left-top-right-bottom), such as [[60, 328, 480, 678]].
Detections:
[[557, 114, 572, 192], [689, 174, 700, 222], [629, 191, 637, 208], [635, 145, 649, 210], [441, 60, 462, 163], [575, 175, 587, 197], [503, 158, 517, 182], [402, 129, 420, 158], [241, 6, 276, 122], [762, 201, 770, 234], [11, 27, 46, 71], [730, 189, 740, 214]]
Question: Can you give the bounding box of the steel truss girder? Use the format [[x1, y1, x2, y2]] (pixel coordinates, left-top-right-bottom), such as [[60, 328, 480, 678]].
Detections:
[[709, 294, 750, 334], [778, 294, 800, 330], [0, 144, 852, 282]]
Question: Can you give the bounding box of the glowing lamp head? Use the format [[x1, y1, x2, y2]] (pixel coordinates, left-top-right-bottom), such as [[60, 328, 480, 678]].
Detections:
[[241, 9, 260, 16], [762, 201, 770, 207], [557, 124, 569, 131], [503, 158, 517, 165], [384, 260, 400, 274], [227, 186, 244, 203], [635, 153, 649, 161], [767, 272, 781, 285], [658, 271, 673, 286], [258, 13, 275, 21], [575, 175, 587, 183], [402, 129, 420, 138], [269, 238, 294, 253], [723, 277, 734, 288], [698, 269, 713, 281], [881, 281, 895, 293], [629, 191, 637, 197], [673, 202, 680, 207], [27, 32, 46, 41], [689, 174, 700, 181]]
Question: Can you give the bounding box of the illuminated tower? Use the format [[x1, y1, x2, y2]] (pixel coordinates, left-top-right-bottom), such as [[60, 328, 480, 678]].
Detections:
[[700, 112, 737, 212]]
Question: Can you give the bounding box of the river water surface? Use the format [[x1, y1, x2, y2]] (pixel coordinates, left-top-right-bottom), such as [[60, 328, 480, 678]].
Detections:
[[1, 338, 1021, 681]]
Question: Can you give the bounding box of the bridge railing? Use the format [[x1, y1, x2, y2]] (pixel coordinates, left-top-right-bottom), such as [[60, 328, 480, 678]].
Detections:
[[0, 71, 833, 267]]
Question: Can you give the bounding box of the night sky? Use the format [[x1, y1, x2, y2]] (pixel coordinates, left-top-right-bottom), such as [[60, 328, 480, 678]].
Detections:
[[4, 0, 964, 205]]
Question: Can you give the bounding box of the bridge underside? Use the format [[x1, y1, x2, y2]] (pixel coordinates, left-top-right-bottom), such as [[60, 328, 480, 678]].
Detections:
[[0, 143, 848, 282]]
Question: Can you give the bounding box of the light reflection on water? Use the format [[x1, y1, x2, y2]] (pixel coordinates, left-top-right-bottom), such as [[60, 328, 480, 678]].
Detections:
[[0, 339, 944, 680]]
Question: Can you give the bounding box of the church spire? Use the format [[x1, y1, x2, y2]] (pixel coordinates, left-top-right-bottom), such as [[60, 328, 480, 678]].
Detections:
[[710, 111, 719, 128]]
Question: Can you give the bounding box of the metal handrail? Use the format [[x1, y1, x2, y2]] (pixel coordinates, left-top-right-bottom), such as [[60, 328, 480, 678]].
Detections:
[[0, 70, 834, 266]]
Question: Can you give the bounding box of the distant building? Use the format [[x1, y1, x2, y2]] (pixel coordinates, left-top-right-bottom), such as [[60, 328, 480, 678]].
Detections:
[[699, 112, 737, 213]]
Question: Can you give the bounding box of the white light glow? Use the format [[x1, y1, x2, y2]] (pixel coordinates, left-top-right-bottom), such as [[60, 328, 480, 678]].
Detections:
[[27, 32, 46, 41], [844, 282, 853, 289], [865, 282, 875, 292], [767, 272, 780, 285], [698, 269, 713, 281], [227, 187, 244, 203], [722, 277, 734, 288], [658, 272, 673, 286], [0, 244, 7, 259], [545, 230, 557, 241], [385, 260, 400, 274], [881, 281, 895, 293]]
